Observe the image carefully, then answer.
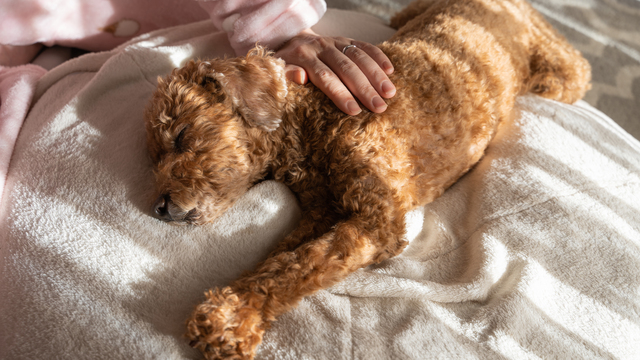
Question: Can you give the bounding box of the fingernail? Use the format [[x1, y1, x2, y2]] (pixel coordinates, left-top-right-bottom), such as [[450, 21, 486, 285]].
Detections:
[[372, 96, 386, 110], [297, 69, 307, 84], [383, 61, 394, 73], [347, 100, 361, 115], [381, 80, 395, 97]]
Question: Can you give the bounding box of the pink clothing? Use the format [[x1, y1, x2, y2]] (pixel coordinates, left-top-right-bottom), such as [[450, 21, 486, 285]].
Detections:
[[0, 0, 326, 56], [200, 0, 326, 54]]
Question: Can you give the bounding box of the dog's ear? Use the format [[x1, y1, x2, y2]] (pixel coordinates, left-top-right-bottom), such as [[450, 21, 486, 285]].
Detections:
[[217, 47, 288, 132]]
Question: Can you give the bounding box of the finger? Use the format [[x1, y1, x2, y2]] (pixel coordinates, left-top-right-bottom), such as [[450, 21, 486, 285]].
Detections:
[[276, 36, 360, 114], [284, 64, 308, 84], [351, 40, 394, 75], [346, 42, 396, 99], [322, 45, 388, 113], [306, 59, 362, 115]]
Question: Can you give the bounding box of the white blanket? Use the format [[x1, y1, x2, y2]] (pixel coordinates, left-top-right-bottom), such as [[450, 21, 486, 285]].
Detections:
[[2, 9, 640, 360]]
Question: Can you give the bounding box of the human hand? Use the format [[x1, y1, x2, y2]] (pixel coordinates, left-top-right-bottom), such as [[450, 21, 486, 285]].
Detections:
[[275, 29, 395, 115]]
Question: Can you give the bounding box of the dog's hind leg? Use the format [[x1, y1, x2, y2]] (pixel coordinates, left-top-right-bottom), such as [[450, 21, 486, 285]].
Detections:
[[524, 9, 592, 104]]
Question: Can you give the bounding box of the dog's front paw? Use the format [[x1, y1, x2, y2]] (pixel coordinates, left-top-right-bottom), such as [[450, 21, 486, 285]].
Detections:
[[186, 287, 266, 360]]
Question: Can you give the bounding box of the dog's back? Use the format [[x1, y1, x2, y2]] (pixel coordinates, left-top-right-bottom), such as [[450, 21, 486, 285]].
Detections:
[[309, 0, 591, 209], [389, 0, 590, 102], [167, 1, 592, 357]]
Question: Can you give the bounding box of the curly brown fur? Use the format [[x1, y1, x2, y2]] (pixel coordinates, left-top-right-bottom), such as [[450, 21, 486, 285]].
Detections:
[[144, 0, 591, 358]]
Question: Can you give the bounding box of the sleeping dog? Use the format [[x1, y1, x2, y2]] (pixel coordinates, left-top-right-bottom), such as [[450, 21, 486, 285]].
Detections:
[[144, 0, 590, 358]]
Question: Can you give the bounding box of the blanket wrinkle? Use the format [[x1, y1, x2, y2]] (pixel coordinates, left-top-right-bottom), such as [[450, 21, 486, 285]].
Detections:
[[122, 51, 163, 90], [461, 178, 640, 247], [0, 64, 46, 204]]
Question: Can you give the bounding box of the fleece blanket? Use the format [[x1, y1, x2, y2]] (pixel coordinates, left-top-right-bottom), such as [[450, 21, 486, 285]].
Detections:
[[1, 9, 640, 360], [0, 65, 46, 204]]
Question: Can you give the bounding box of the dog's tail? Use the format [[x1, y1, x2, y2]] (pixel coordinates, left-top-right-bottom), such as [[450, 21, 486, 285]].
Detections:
[[524, 9, 592, 104]]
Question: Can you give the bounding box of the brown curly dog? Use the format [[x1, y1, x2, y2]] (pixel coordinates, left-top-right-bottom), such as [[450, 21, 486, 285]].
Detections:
[[144, 0, 591, 358]]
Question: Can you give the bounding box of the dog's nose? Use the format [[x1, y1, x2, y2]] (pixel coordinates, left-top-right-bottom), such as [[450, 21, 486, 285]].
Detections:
[[153, 194, 173, 221]]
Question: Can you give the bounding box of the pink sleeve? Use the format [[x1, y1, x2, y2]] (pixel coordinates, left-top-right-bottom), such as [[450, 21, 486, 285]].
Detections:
[[197, 0, 327, 55]]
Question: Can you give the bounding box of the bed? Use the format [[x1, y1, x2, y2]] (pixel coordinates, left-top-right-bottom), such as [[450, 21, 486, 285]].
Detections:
[[1, 4, 640, 360]]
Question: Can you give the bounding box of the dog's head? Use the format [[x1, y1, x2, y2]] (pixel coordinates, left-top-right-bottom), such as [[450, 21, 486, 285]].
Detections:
[[144, 47, 288, 225]]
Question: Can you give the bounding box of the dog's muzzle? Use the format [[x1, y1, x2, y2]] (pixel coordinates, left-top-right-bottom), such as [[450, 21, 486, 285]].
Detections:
[[153, 194, 173, 221], [152, 194, 198, 224]]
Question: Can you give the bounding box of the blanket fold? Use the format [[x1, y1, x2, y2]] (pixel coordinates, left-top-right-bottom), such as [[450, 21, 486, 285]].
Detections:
[[0, 64, 46, 202]]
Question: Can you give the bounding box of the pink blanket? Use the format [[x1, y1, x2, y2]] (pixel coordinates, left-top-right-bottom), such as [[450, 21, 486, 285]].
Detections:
[[2, 14, 639, 357], [1, 11, 639, 359], [0, 65, 46, 201]]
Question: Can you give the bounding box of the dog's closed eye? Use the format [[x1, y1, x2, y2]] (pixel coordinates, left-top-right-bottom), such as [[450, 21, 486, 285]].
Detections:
[[174, 126, 188, 153], [200, 76, 218, 88]]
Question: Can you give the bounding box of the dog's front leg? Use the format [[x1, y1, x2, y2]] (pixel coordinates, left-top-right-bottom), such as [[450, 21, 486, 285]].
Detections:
[[267, 171, 339, 256], [186, 178, 408, 359], [267, 206, 338, 257]]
